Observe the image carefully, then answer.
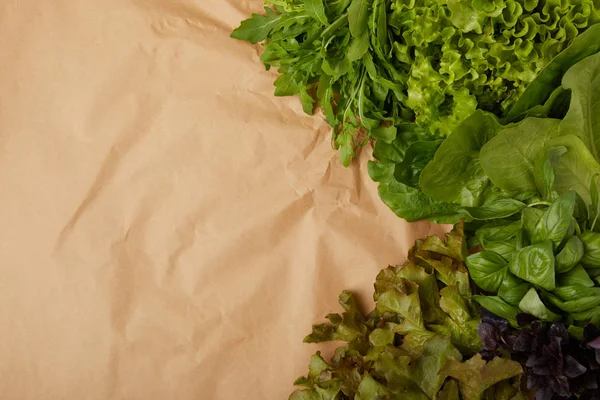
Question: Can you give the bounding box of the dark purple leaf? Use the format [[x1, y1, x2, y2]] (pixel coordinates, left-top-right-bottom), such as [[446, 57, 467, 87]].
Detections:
[[514, 329, 536, 352], [564, 355, 587, 378], [527, 354, 552, 376], [481, 308, 510, 332], [589, 337, 600, 350], [547, 375, 570, 397], [517, 313, 539, 327], [528, 373, 543, 390], [534, 385, 556, 400], [478, 323, 499, 351], [548, 323, 569, 345]]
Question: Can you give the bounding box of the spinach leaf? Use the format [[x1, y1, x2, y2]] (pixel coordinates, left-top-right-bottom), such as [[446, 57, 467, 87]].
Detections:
[[518, 288, 562, 322], [420, 111, 504, 206], [555, 236, 584, 273], [547, 135, 600, 204], [556, 264, 595, 288], [532, 190, 576, 247], [465, 251, 508, 292], [559, 52, 600, 162], [508, 241, 555, 291], [534, 146, 567, 201], [479, 118, 561, 195], [394, 140, 444, 187]]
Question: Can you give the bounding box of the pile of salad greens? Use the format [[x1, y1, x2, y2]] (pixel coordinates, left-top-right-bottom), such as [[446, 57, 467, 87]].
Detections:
[[232, 1, 600, 398], [233, 0, 600, 166]]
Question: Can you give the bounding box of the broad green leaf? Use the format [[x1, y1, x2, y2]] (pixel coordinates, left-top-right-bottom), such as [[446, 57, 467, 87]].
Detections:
[[521, 207, 544, 245], [553, 285, 600, 301], [547, 135, 600, 204], [591, 175, 600, 231], [532, 190, 576, 247], [465, 251, 508, 292], [476, 221, 521, 259], [508, 241, 555, 291], [420, 111, 504, 206], [304, 0, 329, 25], [555, 236, 584, 273], [371, 125, 397, 143], [518, 288, 562, 322], [581, 231, 600, 267], [498, 273, 531, 306], [559, 52, 600, 162], [473, 296, 520, 327], [534, 147, 567, 201], [394, 140, 443, 187], [459, 199, 526, 221], [479, 118, 561, 194], [557, 264, 595, 288], [543, 291, 600, 313]]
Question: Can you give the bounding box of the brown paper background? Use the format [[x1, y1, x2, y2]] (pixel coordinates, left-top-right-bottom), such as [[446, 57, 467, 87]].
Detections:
[[0, 1, 443, 398]]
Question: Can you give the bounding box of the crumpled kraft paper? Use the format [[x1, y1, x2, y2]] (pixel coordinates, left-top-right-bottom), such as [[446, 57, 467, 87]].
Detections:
[[0, 1, 444, 399]]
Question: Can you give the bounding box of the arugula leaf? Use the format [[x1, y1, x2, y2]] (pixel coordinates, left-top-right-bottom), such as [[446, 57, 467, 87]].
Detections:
[[231, 7, 282, 44], [304, 0, 329, 25]]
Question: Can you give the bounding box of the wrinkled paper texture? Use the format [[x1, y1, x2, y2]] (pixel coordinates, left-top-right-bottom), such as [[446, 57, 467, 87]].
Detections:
[[0, 0, 442, 398]]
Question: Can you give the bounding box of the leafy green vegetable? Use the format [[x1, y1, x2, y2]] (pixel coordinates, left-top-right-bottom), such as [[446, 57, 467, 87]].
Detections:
[[420, 111, 504, 206], [581, 231, 600, 266], [289, 225, 526, 398], [555, 236, 584, 273], [233, 0, 600, 166], [518, 288, 562, 322], [440, 354, 523, 400], [465, 251, 507, 293], [479, 118, 561, 195], [472, 296, 520, 327], [559, 52, 600, 162], [531, 190, 576, 247], [506, 23, 600, 122]]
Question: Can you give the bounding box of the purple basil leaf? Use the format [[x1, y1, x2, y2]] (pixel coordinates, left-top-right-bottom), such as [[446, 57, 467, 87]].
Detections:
[[547, 374, 570, 397], [549, 323, 569, 345], [528, 354, 552, 376], [478, 322, 499, 351], [517, 312, 538, 327], [514, 329, 536, 352], [534, 385, 556, 400], [564, 354, 587, 378], [528, 373, 543, 390], [481, 308, 510, 332], [588, 337, 600, 350]]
